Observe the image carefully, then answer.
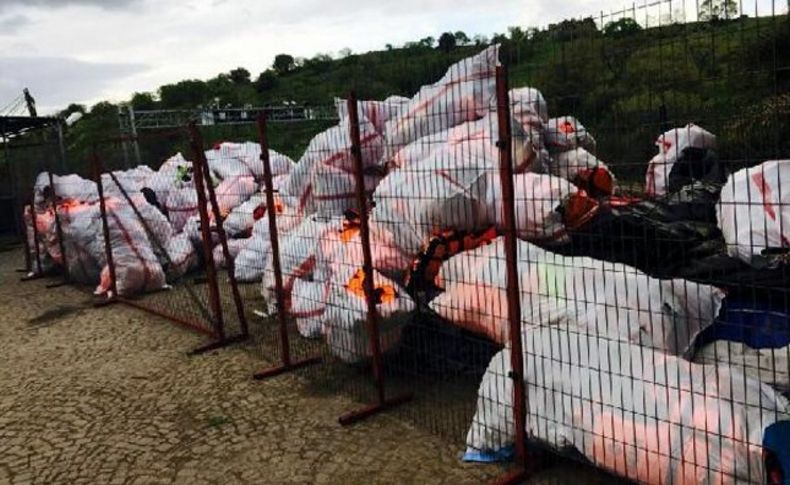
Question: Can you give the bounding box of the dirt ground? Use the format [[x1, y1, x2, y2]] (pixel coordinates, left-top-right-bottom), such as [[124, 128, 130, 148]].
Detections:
[[0, 248, 609, 484]]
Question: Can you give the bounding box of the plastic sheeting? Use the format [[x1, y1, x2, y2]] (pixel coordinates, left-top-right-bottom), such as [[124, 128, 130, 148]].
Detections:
[[383, 45, 500, 155], [430, 238, 724, 355], [466, 325, 790, 484], [646, 124, 717, 198], [282, 115, 384, 215], [485, 172, 577, 244], [323, 266, 414, 363], [717, 160, 790, 268]]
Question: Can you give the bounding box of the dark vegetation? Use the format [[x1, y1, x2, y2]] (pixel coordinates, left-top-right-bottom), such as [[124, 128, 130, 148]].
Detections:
[[11, 10, 790, 184]]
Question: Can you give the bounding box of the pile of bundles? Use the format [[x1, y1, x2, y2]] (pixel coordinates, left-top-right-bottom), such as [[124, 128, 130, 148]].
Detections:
[[223, 47, 788, 481], [23, 44, 790, 482], [24, 144, 296, 298]]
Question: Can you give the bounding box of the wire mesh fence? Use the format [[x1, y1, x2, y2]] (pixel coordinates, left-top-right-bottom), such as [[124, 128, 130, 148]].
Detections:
[[10, 1, 790, 483]]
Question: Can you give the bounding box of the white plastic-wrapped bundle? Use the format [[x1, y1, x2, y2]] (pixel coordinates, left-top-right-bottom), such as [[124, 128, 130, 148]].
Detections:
[[334, 95, 410, 134], [95, 199, 166, 296], [323, 266, 414, 363], [233, 211, 292, 283], [389, 87, 546, 173], [311, 163, 382, 217], [717, 160, 789, 267], [383, 45, 500, 154], [466, 326, 790, 484], [59, 201, 104, 284], [485, 172, 578, 244], [222, 194, 265, 237], [234, 235, 271, 283], [547, 147, 616, 196], [291, 279, 331, 338], [261, 216, 333, 300], [103, 165, 156, 197], [645, 123, 717, 197], [147, 153, 192, 205], [164, 184, 198, 233], [164, 232, 197, 280], [208, 142, 295, 179], [694, 340, 790, 392], [372, 151, 492, 258], [34, 172, 99, 210], [544, 116, 597, 153], [33, 207, 61, 265], [212, 237, 248, 269], [214, 175, 258, 216], [430, 238, 724, 355], [282, 116, 384, 214], [23, 205, 55, 275]]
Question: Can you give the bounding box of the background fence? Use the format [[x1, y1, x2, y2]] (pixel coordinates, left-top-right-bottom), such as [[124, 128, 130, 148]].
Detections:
[[10, 1, 790, 483]]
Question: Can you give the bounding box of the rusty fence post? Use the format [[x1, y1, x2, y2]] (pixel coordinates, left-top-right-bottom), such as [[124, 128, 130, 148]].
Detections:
[[188, 122, 227, 345], [45, 166, 69, 288], [21, 202, 31, 274], [193, 133, 250, 343], [21, 190, 44, 281], [253, 113, 321, 380], [337, 93, 412, 426], [92, 149, 118, 302], [492, 65, 533, 484]]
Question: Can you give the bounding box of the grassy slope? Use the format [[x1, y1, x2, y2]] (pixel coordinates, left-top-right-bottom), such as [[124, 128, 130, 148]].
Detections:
[[10, 15, 788, 183]]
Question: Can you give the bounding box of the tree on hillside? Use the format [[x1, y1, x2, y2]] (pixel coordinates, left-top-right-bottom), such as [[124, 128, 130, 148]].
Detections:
[[472, 34, 488, 46], [229, 67, 251, 84], [159, 80, 207, 108], [254, 70, 277, 93], [130, 92, 157, 110], [337, 48, 352, 59], [454, 31, 470, 45], [57, 103, 86, 118], [603, 18, 642, 37], [273, 54, 296, 75], [491, 33, 508, 44], [418, 36, 436, 48], [508, 26, 527, 42], [700, 0, 739, 20], [438, 32, 456, 53]]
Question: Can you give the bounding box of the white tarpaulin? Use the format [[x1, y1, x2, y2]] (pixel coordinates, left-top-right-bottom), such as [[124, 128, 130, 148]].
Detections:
[[466, 326, 790, 484]]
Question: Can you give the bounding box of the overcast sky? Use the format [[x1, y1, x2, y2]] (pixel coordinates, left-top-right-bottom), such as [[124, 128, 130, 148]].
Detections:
[[0, 0, 785, 114]]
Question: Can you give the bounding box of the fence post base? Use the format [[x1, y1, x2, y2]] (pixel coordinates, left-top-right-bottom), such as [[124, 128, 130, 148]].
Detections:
[[492, 468, 529, 485], [92, 297, 119, 309], [253, 356, 323, 380], [337, 392, 414, 426], [188, 333, 249, 356]]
